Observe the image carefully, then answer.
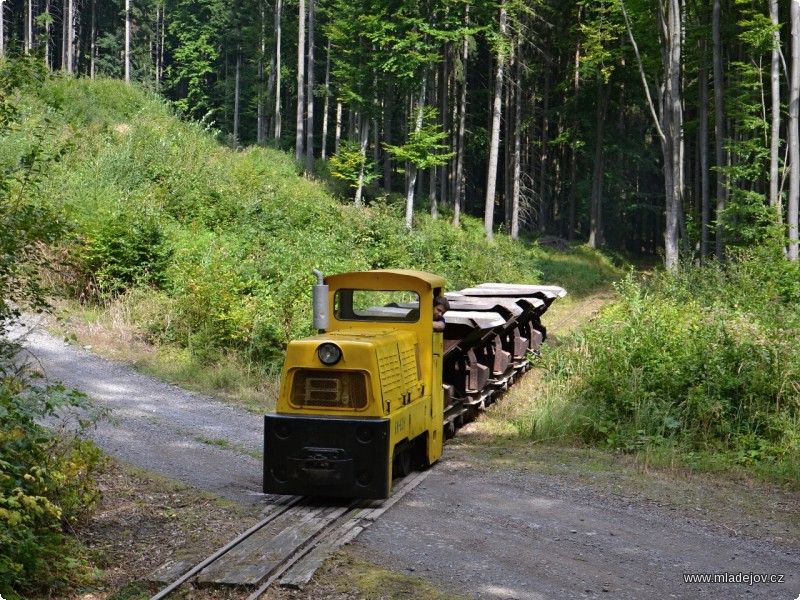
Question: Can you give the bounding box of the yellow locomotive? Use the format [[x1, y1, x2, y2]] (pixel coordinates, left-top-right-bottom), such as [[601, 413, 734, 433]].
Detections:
[[262, 268, 565, 499], [263, 269, 446, 499]]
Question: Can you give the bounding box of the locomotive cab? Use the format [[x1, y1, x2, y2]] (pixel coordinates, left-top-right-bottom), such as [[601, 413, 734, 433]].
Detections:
[[263, 269, 446, 499]]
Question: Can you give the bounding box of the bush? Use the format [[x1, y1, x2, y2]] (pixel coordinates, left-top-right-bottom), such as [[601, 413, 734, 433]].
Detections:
[[67, 201, 172, 299], [1, 53, 104, 596], [541, 248, 800, 479], [0, 359, 105, 596]]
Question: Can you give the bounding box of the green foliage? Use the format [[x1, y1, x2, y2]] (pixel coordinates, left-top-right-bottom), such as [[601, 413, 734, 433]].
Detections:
[[540, 247, 800, 480], [577, 0, 624, 84], [38, 76, 166, 131], [0, 371, 105, 595], [68, 203, 172, 298], [713, 2, 783, 250], [537, 243, 625, 297], [329, 140, 380, 194], [407, 215, 543, 288], [383, 107, 454, 170], [343, 200, 411, 268], [0, 54, 105, 596], [165, 0, 230, 120], [164, 228, 280, 361], [0, 55, 70, 327]]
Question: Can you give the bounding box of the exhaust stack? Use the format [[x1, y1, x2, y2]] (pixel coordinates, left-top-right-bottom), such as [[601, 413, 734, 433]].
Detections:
[[312, 269, 329, 331]]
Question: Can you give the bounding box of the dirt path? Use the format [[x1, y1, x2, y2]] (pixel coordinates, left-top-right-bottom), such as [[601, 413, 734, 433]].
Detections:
[[11, 315, 800, 600]]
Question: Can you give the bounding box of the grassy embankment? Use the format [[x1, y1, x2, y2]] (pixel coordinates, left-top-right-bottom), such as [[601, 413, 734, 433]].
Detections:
[[28, 77, 547, 408]]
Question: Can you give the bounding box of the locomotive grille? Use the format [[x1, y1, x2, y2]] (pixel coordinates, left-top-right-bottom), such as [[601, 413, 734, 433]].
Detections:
[[400, 344, 421, 387], [291, 370, 368, 409], [377, 347, 402, 398]]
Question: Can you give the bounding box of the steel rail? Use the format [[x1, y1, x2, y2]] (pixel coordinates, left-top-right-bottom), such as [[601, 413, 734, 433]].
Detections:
[[246, 470, 431, 599], [147, 494, 304, 600], [147, 459, 432, 600]]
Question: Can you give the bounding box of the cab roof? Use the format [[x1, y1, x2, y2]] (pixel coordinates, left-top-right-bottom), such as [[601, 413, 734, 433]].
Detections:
[[325, 269, 446, 292]]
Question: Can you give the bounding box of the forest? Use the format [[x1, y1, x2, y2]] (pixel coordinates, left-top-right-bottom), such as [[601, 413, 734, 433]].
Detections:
[[2, 0, 799, 266]]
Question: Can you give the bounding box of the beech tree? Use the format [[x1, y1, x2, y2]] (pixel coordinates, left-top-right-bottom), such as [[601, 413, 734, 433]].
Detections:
[[484, 0, 507, 242], [295, 0, 306, 163], [125, 0, 131, 82], [790, 0, 800, 261]]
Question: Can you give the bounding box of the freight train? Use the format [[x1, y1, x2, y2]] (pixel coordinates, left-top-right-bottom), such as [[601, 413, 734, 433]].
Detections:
[[262, 269, 565, 499]]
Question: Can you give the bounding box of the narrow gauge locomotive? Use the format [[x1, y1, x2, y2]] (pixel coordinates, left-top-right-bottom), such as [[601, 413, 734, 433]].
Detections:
[[262, 269, 565, 499]]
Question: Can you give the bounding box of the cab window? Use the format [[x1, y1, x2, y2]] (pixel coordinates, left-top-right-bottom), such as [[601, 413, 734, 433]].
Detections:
[[334, 289, 420, 322]]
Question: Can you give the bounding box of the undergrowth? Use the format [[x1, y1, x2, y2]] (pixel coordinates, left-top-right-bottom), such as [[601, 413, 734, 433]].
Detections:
[[524, 245, 800, 484], [30, 77, 547, 373], [1, 53, 106, 597]]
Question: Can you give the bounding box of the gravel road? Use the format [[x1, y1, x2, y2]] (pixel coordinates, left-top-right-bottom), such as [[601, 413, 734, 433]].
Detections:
[[10, 317, 799, 600], [10, 317, 264, 504], [355, 450, 799, 599]]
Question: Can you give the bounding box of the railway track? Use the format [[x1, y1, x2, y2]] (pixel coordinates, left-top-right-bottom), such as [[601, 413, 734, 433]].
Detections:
[[147, 470, 431, 599]]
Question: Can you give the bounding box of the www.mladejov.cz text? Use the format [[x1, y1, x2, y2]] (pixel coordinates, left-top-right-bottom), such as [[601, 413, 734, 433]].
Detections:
[[682, 572, 786, 586]]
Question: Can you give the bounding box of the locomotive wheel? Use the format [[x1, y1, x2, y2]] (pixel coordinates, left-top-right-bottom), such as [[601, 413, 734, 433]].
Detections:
[[393, 446, 412, 478]]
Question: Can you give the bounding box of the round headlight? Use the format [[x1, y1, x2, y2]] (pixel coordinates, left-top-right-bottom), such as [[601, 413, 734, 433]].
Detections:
[[317, 342, 342, 365]]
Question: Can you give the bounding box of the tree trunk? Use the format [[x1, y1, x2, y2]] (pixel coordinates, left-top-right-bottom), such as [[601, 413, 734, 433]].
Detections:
[[588, 77, 609, 249], [91, 0, 97, 78], [383, 86, 393, 191], [295, 0, 306, 163], [61, 0, 67, 68], [539, 68, 551, 233], [335, 101, 342, 154], [429, 72, 438, 219], [274, 0, 283, 148], [439, 52, 449, 209], [372, 112, 379, 192], [258, 1, 267, 144], [157, 3, 165, 92], [790, 0, 800, 261], [233, 45, 241, 146], [699, 18, 710, 259], [452, 7, 469, 228], [25, 0, 32, 52], [430, 161, 438, 219], [406, 83, 427, 231], [0, 0, 5, 57], [125, 0, 131, 82], [65, 0, 74, 73], [321, 38, 331, 159], [484, 0, 507, 243], [510, 40, 522, 241], [305, 0, 315, 173], [713, 0, 726, 260], [770, 0, 782, 222], [663, 0, 683, 270], [354, 115, 370, 209], [121, 2, 134, 77], [567, 11, 583, 241], [503, 39, 514, 230]]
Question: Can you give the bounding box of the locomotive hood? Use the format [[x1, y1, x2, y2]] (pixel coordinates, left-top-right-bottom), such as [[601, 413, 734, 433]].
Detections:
[[278, 328, 425, 417]]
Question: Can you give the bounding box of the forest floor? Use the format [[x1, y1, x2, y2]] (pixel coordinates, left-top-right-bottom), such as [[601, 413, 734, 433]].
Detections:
[[13, 293, 800, 600]]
